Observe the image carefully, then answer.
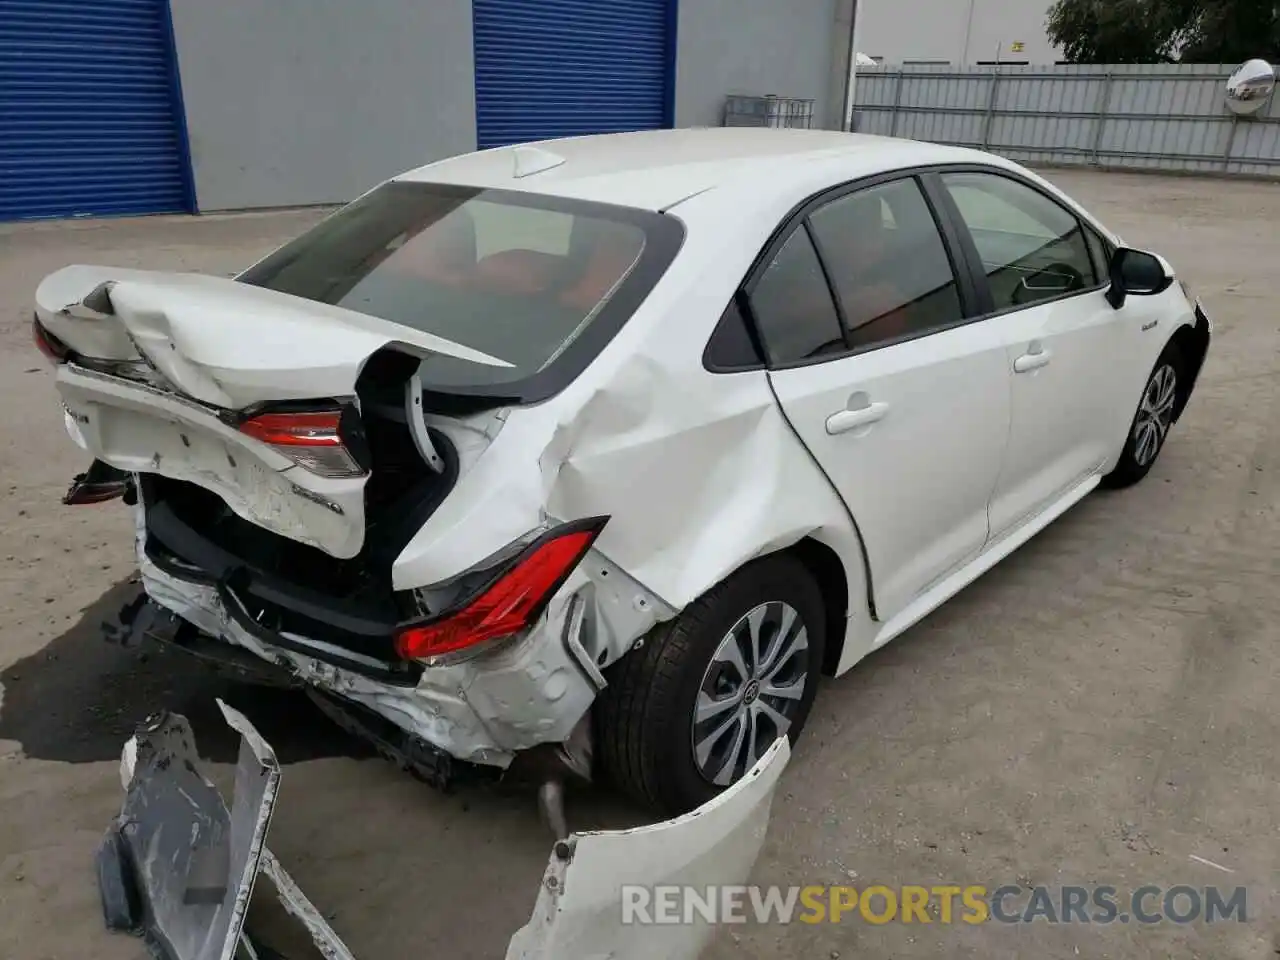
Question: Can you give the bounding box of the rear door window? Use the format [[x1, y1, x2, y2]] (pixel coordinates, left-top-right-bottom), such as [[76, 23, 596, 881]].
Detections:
[[239, 182, 678, 394], [807, 178, 964, 350]]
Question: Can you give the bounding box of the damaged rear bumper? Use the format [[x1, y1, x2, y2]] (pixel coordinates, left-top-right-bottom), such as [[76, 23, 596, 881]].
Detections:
[[99, 705, 791, 960], [125, 449, 675, 776], [135, 543, 599, 771]]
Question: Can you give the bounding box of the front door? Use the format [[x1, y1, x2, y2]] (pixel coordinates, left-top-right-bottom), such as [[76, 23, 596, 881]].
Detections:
[[936, 170, 1131, 538], [750, 176, 1012, 621]]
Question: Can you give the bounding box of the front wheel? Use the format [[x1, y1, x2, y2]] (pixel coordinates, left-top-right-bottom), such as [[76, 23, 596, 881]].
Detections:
[[596, 553, 825, 816], [1102, 342, 1187, 490]]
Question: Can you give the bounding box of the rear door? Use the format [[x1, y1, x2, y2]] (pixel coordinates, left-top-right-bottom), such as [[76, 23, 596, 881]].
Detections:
[[752, 175, 1012, 622], [933, 169, 1132, 539]]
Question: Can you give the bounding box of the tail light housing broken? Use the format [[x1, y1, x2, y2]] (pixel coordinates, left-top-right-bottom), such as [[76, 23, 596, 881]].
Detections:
[[238, 408, 367, 479], [33, 316, 71, 365], [395, 517, 608, 663]]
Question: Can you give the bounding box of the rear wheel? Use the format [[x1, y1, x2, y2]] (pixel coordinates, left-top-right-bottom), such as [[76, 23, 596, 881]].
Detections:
[[1102, 342, 1187, 489], [596, 553, 825, 815]]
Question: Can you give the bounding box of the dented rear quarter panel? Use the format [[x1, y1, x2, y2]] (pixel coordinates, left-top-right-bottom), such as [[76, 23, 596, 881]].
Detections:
[[392, 191, 869, 599], [53, 151, 895, 770], [390, 183, 873, 669]]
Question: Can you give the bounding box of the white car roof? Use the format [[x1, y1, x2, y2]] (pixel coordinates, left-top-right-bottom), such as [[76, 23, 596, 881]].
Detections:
[[396, 128, 1002, 212]]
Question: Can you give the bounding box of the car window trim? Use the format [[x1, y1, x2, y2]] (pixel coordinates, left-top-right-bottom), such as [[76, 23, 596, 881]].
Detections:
[[806, 176, 979, 351], [1083, 222, 1115, 280], [801, 220, 855, 351], [733, 169, 985, 372], [748, 223, 850, 366], [701, 292, 769, 373], [703, 161, 1120, 377], [923, 166, 1112, 322]]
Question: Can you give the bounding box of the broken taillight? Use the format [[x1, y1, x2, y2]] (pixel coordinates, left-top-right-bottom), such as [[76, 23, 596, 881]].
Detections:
[[238, 409, 365, 479], [33, 316, 70, 365], [395, 518, 608, 662]]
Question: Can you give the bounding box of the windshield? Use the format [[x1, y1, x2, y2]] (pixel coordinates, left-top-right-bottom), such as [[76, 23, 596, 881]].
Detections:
[[239, 181, 678, 394]]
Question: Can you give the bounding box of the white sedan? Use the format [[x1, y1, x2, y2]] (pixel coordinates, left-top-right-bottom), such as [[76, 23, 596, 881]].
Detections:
[[35, 128, 1209, 815]]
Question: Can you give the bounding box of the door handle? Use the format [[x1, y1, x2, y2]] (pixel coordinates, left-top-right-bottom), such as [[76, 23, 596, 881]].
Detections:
[[1013, 349, 1052, 374], [826, 401, 889, 435]]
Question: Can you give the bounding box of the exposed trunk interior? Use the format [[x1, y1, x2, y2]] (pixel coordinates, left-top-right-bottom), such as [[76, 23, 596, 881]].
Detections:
[[140, 349, 459, 674]]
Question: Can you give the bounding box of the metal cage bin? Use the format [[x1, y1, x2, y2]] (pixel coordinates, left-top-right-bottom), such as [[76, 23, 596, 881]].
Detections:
[[723, 95, 815, 129]]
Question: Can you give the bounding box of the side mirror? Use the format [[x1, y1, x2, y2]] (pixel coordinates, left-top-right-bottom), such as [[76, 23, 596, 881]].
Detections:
[[1106, 247, 1174, 309]]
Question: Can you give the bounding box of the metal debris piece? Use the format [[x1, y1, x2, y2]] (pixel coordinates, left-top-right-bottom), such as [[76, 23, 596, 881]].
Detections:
[[98, 705, 791, 960], [99, 700, 354, 960]]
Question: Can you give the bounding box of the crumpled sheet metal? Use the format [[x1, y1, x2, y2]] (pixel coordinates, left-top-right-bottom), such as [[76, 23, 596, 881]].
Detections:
[[44, 251, 868, 680], [528, 198, 865, 615], [103, 705, 791, 960], [36, 265, 511, 409], [506, 737, 791, 960], [393, 337, 863, 618], [385, 211, 869, 623], [104, 701, 353, 960], [136, 547, 595, 768], [539, 350, 862, 611]]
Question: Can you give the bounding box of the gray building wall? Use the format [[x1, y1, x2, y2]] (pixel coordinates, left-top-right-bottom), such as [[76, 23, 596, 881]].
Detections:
[[170, 0, 477, 212], [674, 0, 843, 130], [858, 0, 1059, 65], [829, 0, 859, 130], [171, 0, 848, 211]]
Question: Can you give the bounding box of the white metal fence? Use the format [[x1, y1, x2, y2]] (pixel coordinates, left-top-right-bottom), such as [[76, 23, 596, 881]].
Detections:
[[852, 63, 1280, 177]]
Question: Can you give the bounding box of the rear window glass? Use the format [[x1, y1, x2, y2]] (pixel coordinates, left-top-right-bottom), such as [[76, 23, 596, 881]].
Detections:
[[239, 181, 672, 393]]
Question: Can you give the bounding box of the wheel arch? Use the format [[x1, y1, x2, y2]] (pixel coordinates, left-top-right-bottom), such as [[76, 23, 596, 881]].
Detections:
[[782, 536, 852, 677], [1168, 312, 1210, 422]]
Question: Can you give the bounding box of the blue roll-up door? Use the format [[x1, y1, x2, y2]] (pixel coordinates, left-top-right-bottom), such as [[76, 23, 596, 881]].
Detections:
[[0, 0, 192, 221], [473, 0, 673, 149]]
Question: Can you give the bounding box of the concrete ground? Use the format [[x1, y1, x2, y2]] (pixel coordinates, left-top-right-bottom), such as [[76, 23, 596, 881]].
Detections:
[[0, 170, 1277, 960]]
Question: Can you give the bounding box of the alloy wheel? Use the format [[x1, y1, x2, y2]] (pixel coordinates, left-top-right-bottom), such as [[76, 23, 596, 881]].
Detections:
[[1133, 363, 1178, 467], [691, 601, 810, 786]]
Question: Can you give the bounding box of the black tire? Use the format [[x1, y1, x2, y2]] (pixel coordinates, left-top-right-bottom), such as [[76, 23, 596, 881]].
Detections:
[[596, 553, 826, 816], [1102, 341, 1188, 490]]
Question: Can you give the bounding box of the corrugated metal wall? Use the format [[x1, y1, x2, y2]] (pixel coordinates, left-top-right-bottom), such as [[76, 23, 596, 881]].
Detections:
[[853, 63, 1280, 178], [473, 0, 672, 149], [0, 0, 192, 221]]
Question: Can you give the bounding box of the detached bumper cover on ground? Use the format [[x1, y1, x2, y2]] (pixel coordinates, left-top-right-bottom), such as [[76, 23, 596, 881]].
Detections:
[[96, 702, 790, 960], [97, 702, 353, 960]]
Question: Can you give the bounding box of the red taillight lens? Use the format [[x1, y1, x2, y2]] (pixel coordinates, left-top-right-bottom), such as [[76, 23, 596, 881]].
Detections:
[[395, 520, 607, 662], [240, 410, 344, 446], [33, 317, 70, 365], [238, 409, 365, 478]]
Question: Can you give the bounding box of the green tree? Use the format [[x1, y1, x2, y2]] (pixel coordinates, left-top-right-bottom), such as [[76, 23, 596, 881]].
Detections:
[[1046, 0, 1181, 63], [1046, 0, 1280, 64], [1177, 0, 1280, 63]]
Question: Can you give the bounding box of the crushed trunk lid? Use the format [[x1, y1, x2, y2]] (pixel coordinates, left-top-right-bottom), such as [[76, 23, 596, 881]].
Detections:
[[36, 265, 511, 409], [38, 266, 511, 558], [99, 702, 790, 960]]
